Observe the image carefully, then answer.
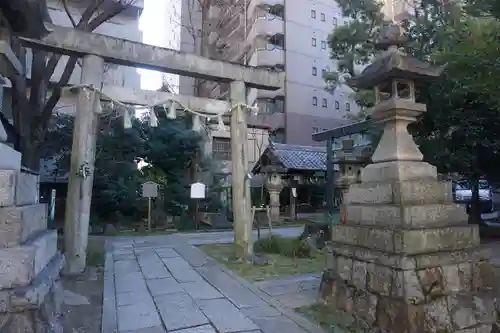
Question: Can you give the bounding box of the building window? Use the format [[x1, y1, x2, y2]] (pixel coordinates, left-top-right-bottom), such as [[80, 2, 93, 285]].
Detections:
[[321, 41, 326, 50], [346, 102, 351, 111], [321, 13, 326, 21], [212, 137, 231, 160], [311, 9, 316, 18], [335, 101, 340, 109], [312, 96, 318, 106], [312, 38, 316, 47], [333, 17, 338, 27], [322, 98, 327, 107], [312, 66, 317, 76], [322, 68, 326, 77]]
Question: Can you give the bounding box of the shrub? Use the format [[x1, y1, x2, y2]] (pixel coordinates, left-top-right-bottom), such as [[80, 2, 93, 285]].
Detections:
[[254, 235, 312, 258]]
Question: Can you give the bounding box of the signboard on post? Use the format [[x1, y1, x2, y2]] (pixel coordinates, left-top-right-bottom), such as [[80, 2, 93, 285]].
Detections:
[[141, 181, 158, 231], [142, 181, 158, 198], [190, 182, 206, 199]]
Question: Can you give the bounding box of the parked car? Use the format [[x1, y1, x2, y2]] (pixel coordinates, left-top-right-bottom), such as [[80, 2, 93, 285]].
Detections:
[[453, 180, 494, 213]]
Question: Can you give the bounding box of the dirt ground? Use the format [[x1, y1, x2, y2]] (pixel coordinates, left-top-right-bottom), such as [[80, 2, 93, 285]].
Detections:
[[60, 236, 105, 333]]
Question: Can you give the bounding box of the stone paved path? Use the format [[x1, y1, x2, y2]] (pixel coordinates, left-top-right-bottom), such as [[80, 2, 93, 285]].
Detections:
[[102, 227, 324, 333], [254, 273, 321, 310]]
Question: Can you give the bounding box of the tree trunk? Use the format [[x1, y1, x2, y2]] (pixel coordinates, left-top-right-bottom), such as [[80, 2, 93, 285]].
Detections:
[[20, 137, 40, 171], [468, 178, 484, 226]]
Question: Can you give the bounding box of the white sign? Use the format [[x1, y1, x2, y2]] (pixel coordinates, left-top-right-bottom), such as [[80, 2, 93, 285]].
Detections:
[[190, 182, 206, 199], [142, 181, 158, 198]]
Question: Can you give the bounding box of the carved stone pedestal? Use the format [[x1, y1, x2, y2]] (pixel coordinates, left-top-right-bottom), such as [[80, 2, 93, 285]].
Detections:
[[320, 172, 498, 332], [0, 144, 64, 333]]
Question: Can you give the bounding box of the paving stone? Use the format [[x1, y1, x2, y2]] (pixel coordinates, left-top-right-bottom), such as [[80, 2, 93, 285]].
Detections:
[[196, 265, 265, 308], [117, 300, 162, 332], [141, 264, 171, 280], [275, 290, 318, 309], [173, 325, 217, 333], [196, 298, 259, 333], [250, 316, 306, 333], [241, 305, 282, 319], [175, 245, 209, 267], [162, 257, 203, 282], [114, 253, 137, 261], [115, 272, 148, 294], [154, 292, 209, 331], [114, 260, 141, 274], [117, 290, 153, 306], [102, 277, 118, 333], [122, 326, 166, 333], [146, 277, 184, 296], [155, 247, 179, 258], [181, 280, 223, 300]]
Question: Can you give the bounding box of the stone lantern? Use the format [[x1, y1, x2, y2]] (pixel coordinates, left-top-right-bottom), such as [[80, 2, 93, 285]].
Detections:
[[265, 173, 283, 221], [320, 23, 497, 333], [333, 139, 370, 224]]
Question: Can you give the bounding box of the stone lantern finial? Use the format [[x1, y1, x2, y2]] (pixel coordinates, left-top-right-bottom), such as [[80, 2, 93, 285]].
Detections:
[[375, 22, 407, 51]]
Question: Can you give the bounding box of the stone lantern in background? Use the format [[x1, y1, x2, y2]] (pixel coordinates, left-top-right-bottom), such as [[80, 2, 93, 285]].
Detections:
[[319, 23, 498, 333], [333, 139, 370, 224], [265, 173, 283, 221]]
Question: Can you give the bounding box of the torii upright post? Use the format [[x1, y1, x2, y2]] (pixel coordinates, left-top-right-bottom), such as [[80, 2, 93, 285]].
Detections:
[[230, 80, 253, 260], [63, 54, 104, 275]]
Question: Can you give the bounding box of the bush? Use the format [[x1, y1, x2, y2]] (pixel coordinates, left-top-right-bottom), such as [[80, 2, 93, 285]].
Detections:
[[254, 235, 312, 258]]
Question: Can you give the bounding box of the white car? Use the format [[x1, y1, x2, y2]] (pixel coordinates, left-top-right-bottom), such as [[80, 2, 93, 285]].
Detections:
[[454, 180, 491, 201], [453, 180, 493, 213]]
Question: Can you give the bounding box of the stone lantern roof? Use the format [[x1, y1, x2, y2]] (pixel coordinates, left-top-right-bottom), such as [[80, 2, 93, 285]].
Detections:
[[347, 23, 446, 90], [0, 0, 51, 38]]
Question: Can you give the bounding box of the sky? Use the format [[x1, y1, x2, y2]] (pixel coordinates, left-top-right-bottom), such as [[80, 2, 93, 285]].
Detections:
[[138, 0, 166, 91]]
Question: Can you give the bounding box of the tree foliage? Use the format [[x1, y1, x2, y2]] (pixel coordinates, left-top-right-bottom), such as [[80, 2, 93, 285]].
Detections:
[[44, 109, 202, 223]]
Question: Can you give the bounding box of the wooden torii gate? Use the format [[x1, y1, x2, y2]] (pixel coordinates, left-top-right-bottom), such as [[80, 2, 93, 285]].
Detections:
[[20, 24, 284, 274]]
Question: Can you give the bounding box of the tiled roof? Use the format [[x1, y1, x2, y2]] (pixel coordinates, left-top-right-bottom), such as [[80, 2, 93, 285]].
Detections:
[[270, 143, 327, 171]]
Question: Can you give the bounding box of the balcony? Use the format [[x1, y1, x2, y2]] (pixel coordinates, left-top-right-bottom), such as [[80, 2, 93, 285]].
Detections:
[[247, 0, 284, 22], [247, 15, 284, 42], [248, 47, 284, 67], [256, 87, 285, 99]]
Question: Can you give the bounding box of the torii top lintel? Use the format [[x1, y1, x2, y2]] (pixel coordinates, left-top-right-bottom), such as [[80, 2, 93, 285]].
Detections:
[[19, 24, 284, 91]]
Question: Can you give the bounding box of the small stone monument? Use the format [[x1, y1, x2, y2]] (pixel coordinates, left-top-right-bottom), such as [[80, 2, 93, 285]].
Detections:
[[320, 23, 498, 333]]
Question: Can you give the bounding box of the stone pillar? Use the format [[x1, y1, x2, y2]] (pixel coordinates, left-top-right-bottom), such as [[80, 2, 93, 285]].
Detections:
[[320, 23, 498, 333], [64, 54, 105, 275], [230, 80, 253, 260], [266, 173, 283, 221]]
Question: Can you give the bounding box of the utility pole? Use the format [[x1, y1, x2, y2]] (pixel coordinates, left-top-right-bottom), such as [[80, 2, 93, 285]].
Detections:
[[230, 80, 253, 260], [63, 54, 104, 275]]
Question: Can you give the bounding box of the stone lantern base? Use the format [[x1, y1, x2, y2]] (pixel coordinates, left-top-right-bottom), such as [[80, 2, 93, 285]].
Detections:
[[319, 160, 499, 333]]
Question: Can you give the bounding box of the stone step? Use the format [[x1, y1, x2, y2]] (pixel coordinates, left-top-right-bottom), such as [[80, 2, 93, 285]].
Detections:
[[345, 179, 454, 205], [331, 224, 480, 255], [0, 204, 48, 248], [345, 202, 467, 228], [3, 252, 64, 312], [0, 230, 58, 289], [0, 170, 39, 208]]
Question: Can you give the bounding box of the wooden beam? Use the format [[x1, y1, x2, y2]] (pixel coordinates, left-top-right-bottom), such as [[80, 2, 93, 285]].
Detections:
[[20, 24, 284, 90], [312, 120, 371, 142], [98, 86, 231, 116]]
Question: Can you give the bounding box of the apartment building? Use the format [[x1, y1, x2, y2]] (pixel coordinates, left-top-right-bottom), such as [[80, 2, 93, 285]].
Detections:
[[39, 0, 144, 182], [176, 0, 359, 180]]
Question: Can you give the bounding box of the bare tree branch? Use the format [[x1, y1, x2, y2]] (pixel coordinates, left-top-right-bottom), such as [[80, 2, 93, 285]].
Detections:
[[60, 0, 77, 27]]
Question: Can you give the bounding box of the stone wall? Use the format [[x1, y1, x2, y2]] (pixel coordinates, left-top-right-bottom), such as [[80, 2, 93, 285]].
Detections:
[[0, 166, 64, 332], [320, 243, 499, 332]]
